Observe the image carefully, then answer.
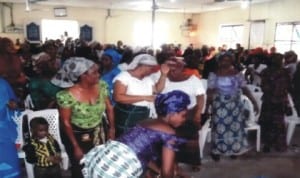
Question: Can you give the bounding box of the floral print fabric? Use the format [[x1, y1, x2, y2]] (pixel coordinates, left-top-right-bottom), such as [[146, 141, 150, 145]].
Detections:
[[56, 81, 108, 129]]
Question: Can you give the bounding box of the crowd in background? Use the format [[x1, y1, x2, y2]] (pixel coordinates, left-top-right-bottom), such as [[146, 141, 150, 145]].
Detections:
[[1, 35, 300, 178]]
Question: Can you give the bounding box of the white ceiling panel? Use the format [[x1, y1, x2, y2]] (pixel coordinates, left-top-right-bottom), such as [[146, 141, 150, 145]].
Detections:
[[0, 0, 276, 13]]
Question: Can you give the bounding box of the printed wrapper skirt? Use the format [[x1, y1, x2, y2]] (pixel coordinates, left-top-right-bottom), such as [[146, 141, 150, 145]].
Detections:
[[114, 103, 150, 137], [81, 140, 143, 178], [211, 92, 249, 156]]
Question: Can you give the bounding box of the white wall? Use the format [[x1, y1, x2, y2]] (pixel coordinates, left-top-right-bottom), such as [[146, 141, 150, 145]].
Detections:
[[0, 3, 194, 48], [2, 0, 299, 50], [194, 0, 300, 49]]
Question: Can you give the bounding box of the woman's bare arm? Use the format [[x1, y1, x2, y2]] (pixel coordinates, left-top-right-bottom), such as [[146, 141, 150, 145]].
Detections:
[[161, 146, 176, 178], [104, 97, 115, 140], [58, 107, 83, 161]]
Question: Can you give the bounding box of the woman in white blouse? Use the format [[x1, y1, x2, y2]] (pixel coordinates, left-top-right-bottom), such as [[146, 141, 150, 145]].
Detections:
[[113, 53, 169, 137]]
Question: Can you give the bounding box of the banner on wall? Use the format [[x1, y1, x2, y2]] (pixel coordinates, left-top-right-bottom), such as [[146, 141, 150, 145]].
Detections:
[[26, 22, 40, 42], [80, 25, 92, 42]]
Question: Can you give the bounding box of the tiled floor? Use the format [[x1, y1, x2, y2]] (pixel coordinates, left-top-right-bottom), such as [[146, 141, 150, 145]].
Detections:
[[182, 126, 300, 178], [21, 126, 300, 178]]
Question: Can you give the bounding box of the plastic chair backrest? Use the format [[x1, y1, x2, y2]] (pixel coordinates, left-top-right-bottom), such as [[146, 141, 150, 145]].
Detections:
[[12, 110, 33, 148], [26, 109, 63, 146], [241, 95, 257, 123], [287, 94, 299, 119]]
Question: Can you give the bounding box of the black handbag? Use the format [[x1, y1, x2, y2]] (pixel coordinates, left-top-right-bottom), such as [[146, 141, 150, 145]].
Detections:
[[22, 114, 37, 164]]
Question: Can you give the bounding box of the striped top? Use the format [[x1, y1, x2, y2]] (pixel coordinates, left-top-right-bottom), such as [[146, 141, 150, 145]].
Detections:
[[31, 135, 61, 167]]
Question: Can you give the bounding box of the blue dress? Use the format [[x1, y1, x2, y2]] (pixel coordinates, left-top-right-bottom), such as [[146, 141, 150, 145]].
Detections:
[[0, 78, 20, 178], [101, 66, 121, 105], [208, 72, 249, 156]]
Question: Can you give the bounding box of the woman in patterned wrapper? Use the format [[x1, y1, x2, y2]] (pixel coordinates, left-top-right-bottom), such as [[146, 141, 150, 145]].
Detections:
[[51, 57, 115, 178], [81, 90, 190, 178], [206, 52, 259, 161]]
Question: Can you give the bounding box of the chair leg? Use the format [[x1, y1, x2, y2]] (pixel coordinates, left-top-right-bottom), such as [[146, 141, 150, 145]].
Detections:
[[24, 160, 34, 178], [256, 127, 261, 152], [61, 153, 69, 170], [198, 130, 209, 159], [287, 122, 297, 146]]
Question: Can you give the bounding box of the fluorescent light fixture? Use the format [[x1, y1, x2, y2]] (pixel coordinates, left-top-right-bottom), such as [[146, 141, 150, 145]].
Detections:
[[241, 0, 249, 9]]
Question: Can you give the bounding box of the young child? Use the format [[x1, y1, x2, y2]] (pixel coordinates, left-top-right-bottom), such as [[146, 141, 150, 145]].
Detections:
[[29, 117, 62, 178]]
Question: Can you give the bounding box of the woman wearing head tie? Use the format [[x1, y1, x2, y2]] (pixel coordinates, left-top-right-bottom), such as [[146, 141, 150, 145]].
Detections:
[[81, 90, 190, 178], [51, 57, 115, 178]]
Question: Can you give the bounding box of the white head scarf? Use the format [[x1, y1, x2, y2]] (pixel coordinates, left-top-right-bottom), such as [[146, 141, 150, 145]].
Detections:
[[125, 54, 157, 70]]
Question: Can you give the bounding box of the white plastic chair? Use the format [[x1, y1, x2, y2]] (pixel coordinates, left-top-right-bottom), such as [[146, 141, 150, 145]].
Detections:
[[285, 94, 300, 145], [242, 95, 261, 152], [200, 79, 208, 114], [11, 109, 34, 178], [198, 95, 261, 159], [246, 84, 263, 109], [18, 109, 69, 178]]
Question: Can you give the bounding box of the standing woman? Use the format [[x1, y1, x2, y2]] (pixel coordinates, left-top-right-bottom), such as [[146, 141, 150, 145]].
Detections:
[[259, 53, 292, 152], [0, 77, 20, 178], [51, 57, 115, 178], [206, 52, 258, 161], [113, 54, 168, 137]]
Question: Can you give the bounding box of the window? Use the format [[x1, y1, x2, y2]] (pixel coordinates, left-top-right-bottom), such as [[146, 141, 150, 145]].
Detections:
[[249, 20, 265, 49], [133, 20, 168, 50], [41, 19, 79, 42], [275, 22, 300, 56], [219, 24, 244, 49]]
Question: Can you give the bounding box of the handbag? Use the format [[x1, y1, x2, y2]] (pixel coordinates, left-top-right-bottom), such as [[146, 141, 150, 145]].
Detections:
[[22, 114, 37, 164]]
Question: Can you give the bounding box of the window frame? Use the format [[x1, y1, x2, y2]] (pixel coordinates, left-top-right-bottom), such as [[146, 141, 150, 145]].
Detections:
[[219, 24, 244, 49], [274, 21, 300, 55]]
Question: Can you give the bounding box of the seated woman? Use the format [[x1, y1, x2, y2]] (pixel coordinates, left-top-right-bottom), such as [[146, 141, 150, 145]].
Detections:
[[81, 90, 190, 178]]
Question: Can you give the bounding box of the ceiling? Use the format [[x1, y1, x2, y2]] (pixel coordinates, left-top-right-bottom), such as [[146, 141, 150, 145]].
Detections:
[[0, 0, 275, 13]]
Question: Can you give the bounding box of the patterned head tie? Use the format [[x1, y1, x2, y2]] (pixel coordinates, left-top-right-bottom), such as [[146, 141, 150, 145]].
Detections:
[[155, 90, 190, 116], [51, 57, 95, 88]]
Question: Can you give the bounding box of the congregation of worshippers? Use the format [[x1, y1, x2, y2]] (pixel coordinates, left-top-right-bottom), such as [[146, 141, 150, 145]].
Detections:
[[1, 36, 300, 178]]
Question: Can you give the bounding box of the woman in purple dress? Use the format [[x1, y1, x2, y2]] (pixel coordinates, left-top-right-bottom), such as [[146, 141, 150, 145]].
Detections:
[[81, 90, 190, 178], [206, 52, 259, 161]]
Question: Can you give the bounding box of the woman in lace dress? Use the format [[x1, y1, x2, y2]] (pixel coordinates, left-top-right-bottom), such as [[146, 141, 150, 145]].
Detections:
[[206, 52, 258, 161]]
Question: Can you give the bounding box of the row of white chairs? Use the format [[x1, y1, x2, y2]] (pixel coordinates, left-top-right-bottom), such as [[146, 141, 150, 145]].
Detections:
[[246, 85, 300, 146], [12, 109, 69, 178]]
